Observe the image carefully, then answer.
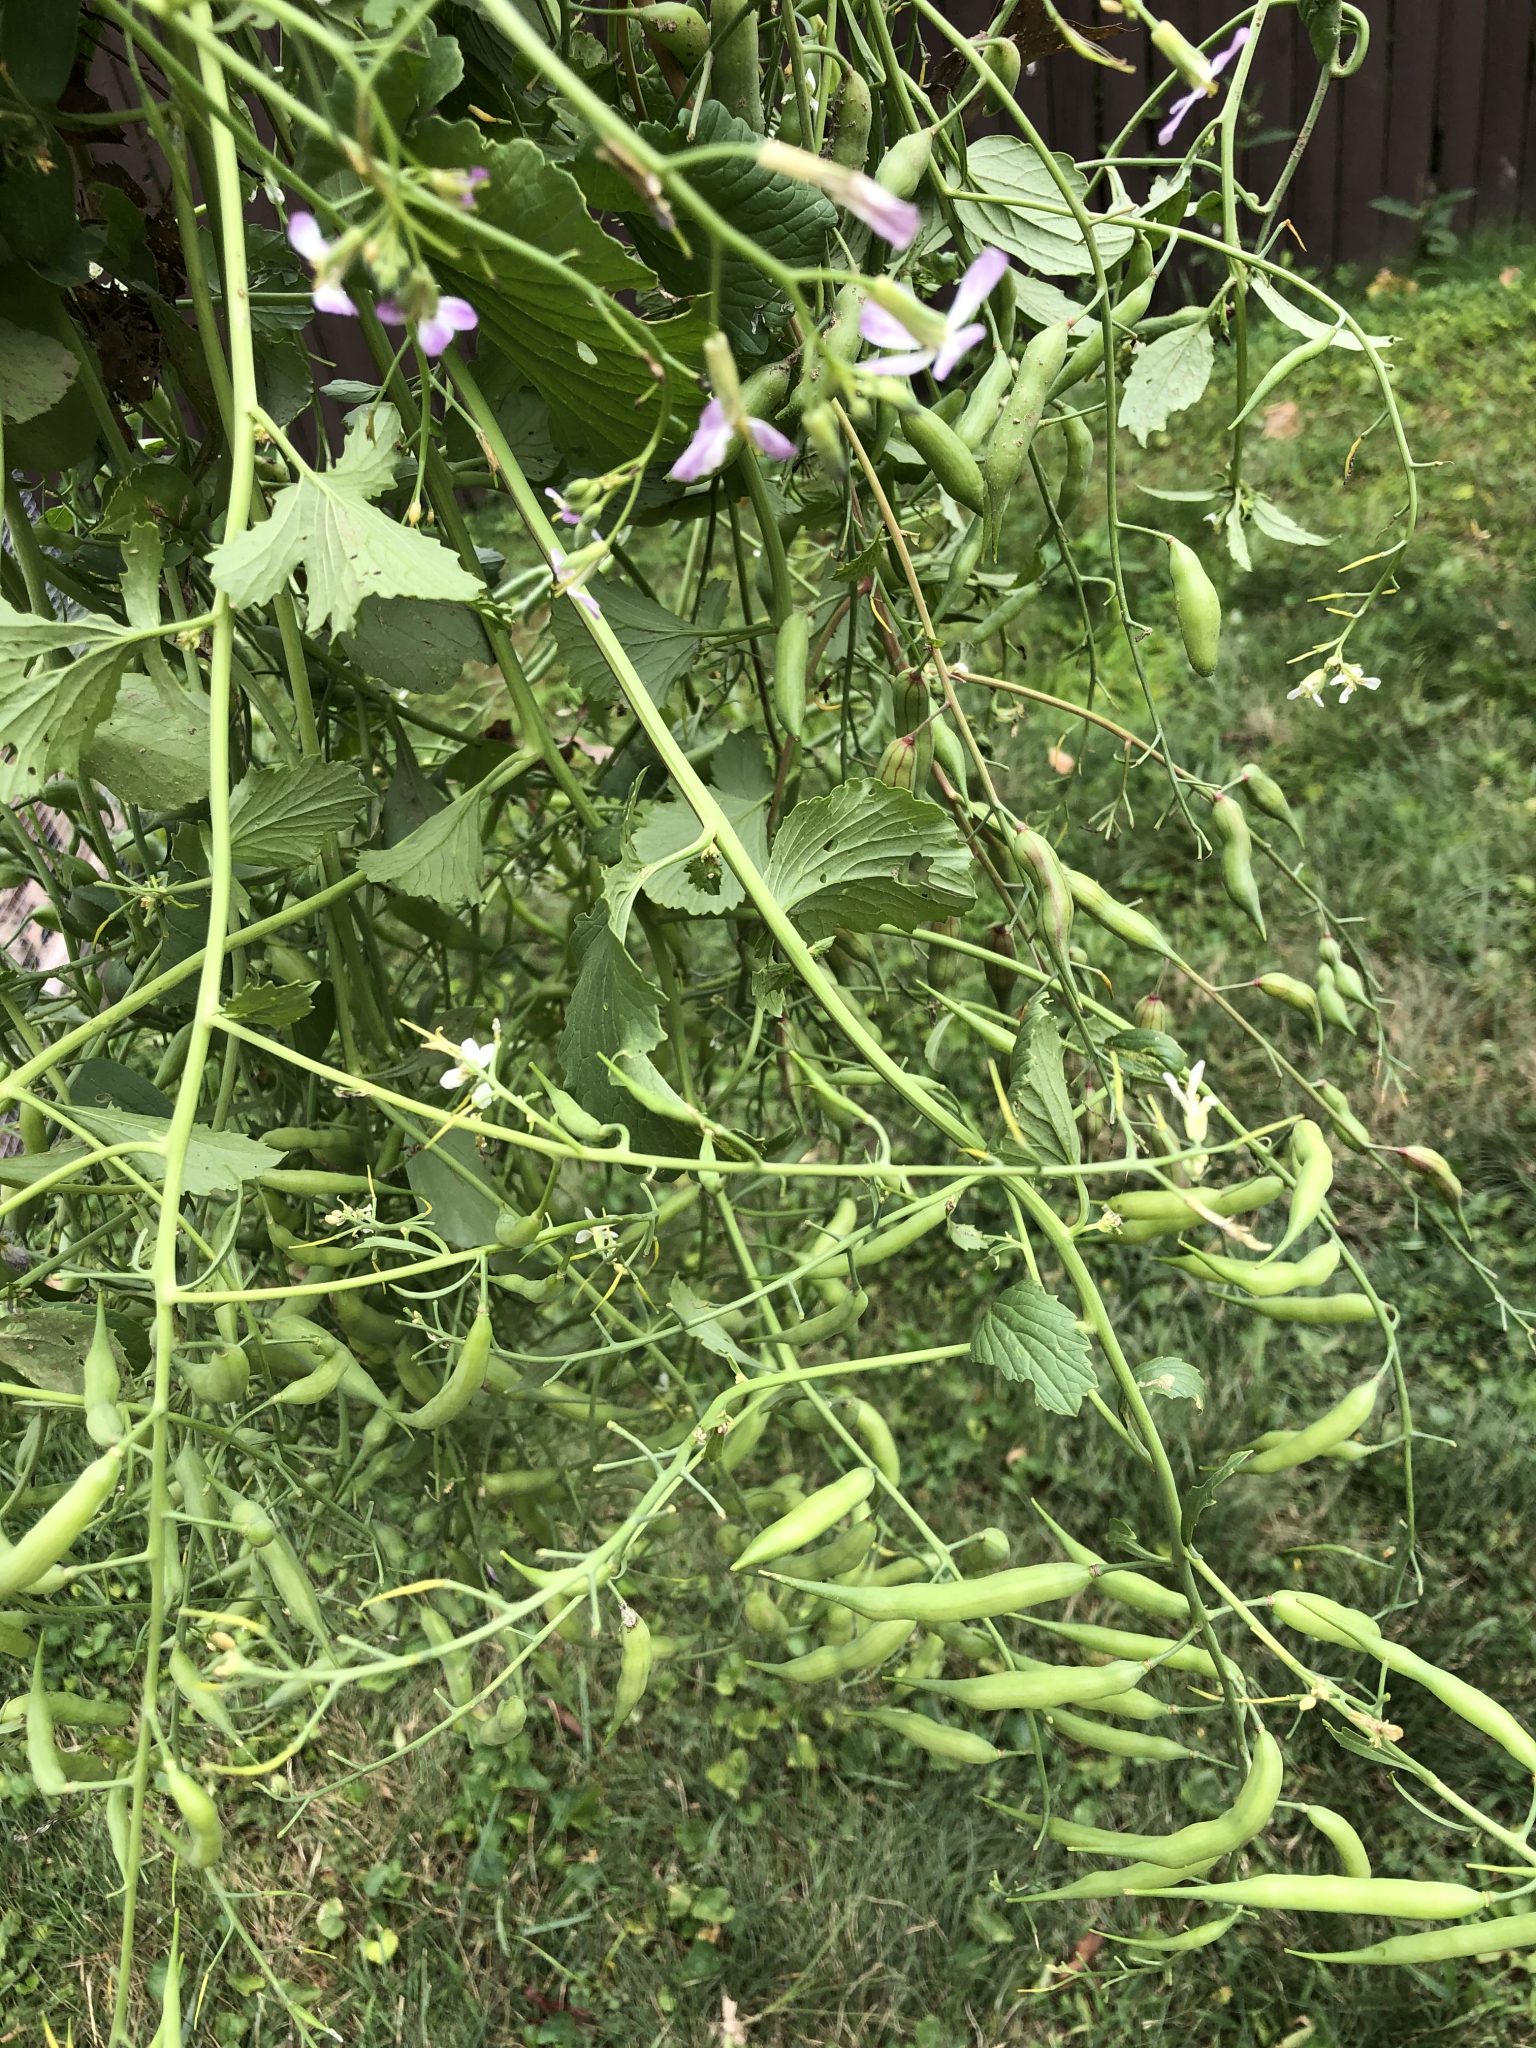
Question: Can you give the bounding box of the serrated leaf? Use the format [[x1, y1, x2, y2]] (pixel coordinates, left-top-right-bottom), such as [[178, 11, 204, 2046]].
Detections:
[[341, 596, 491, 693], [610, 735, 772, 931], [971, 1281, 1097, 1416], [0, 600, 141, 797], [1120, 323, 1215, 446], [206, 405, 481, 636], [1180, 1446, 1249, 1544], [952, 136, 1135, 277], [1005, 996, 1080, 1168], [404, 1127, 502, 1250], [0, 319, 77, 424], [765, 780, 975, 939], [229, 759, 368, 868], [359, 781, 483, 906], [1248, 493, 1330, 548], [70, 1108, 282, 1195], [221, 979, 317, 1028], [81, 671, 211, 809], [553, 576, 701, 707], [0, 1306, 94, 1394], [1134, 1355, 1205, 1408], [556, 909, 676, 1152], [1101, 1027, 1189, 1083]]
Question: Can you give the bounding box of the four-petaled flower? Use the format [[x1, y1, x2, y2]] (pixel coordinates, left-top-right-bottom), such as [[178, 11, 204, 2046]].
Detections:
[[377, 292, 478, 358], [1287, 666, 1328, 708], [545, 487, 582, 528], [858, 247, 1009, 381], [440, 1034, 498, 1110], [1333, 659, 1381, 704], [756, 141, 920, 250], [1163, 1058, 1213, 1149], [669, 396, 797, 485], [1157, 27, 1250, 146], [287, 209, 356, 316]]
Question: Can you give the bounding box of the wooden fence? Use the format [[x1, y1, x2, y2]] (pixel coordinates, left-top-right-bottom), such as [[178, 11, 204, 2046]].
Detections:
[[999, 1, 1536, 270]]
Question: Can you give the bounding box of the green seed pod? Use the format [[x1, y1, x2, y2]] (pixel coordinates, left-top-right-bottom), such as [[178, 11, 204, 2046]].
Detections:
[[1044, 1709, 1196, 1763], [1319, 934, 1370, 1007], [1271, 1117, 1334, 1256], [178, 1344, 250, 1406], [708, 0, 762, 129], [904, 404, 988, 515], [1129, 1875, 1486, 1921], [404, 1309, 492, 1431], [1239, 762, 1303, 843], [1133, 992, 1170, 1032], [1063, 869, 1173, 958], [772, 1562, 1092, 1625], [82, 1298, 124, 1448], [1048, 276, 1155, 404], [1239, 1292, 1377, 1324], [875, 734, 918, 792], [1305, 1804, 1374, 1880], [1031, 1502, 1189, 1621], [1245, 1372, 1383, 1472], [976, 35, 1021, 101], [933, 515, 986, 622], [169, 1643, 243, 1746], [955, 350, 1016, 451], [1054, 408, 1095, 529], [636, 2, 710, 66], [1111, 1174, 1284, 1229], [1315, 963, 1355, 1034], [480, 1693, 528, 1745], [1311, 1080, 1371, 1151], [744, 1588, 789, 1638], [1209, 792, 1264, 938], [0, 1447, 122, 1598], [913, 1660, 1145, 1714], [829, 66, 872, 170], [1010, 827, 1074, 957], [164, 1763, 224, 1868], [732, 1467, 876, 1574], [1168, 538, 1221, 675], [891, 671, 935, 790], [1376, 1639, 1536, 1777], [1254, 972, 1321, 1028], [25, 1653, 67, 1799], [865, 1707, 1001, 1764], [608, 1604, 653, 1736], [982, 322, 1071, 544], [1165, 1239, 1342, 1299], [1296, 1913, 1536, 1967], [1028, 1617, 1218, 1678], [929, 712, 971, 800], [984, 924, 1019, 1009], [773, 612, 810, 739], [1394, 1144, 1463, 1205], [755, 1612, 913, 1683], [874, 125, 934, 199]]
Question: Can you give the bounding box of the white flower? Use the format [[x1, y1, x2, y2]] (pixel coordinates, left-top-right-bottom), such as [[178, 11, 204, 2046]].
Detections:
[[575, 1206, 619, 1258], [1163, 1058, 1212, 1149], [440, 1034, 498, 1109], [1287, 667, 1328, 708], [1332, 659, 1381, 704]]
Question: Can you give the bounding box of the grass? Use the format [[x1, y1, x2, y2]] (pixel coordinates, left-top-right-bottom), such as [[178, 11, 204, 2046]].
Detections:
[[7, 235, 1536, 2048]]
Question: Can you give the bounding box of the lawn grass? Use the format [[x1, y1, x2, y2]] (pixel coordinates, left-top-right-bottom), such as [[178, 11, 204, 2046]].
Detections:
[[5, 235, 1536, 2048]]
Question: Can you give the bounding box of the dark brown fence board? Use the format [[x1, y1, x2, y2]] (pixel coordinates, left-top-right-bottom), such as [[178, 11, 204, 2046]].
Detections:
[[1438, 0, 1490, 218], [1478, 0, 1534, 215], [1335, 7, 1393, 267], [1379, 0, 1443, 255]]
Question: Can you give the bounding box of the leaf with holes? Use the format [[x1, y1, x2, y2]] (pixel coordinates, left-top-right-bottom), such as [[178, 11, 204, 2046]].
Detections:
[[952, 137, 1136, 277], [229, 759, 368, 869], [206, 404, 481, 635], [1134, 1356, 1206, 1409], [1120, 323, 1216, 446], [971, 1281, 1097, 1416], [766, 780, 975, 939], [221, 979, 317, 1029], [0, 319, 77, 424]]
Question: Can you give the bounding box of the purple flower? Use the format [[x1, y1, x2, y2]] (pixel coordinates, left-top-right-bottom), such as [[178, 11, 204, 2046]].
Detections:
[[668, 397, 797, 484], [546, 487, 582, 528], [756, 141, 920, 251], [378, 293, 478, 357], [551, 547, 604, 619], [858, 247, 1009, 382], [287, 209, 356, 315], [460, 166, 490, 208], [1157, 27, 1250, 146]]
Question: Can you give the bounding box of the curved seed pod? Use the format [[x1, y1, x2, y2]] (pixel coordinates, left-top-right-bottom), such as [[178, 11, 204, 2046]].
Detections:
[[169, 1643, 242, 1745], [608, 1604, 654, 1735], [1165, 1239, 1342, 1298], [912, 1659, 1145, 1713], [904, 405, 988, 515], [256, 1525, 330, 1647], [929, 712, 971, 800], [25, 1652, 68, 1799], [1102, 1909, 1243, 1956], [1030, 1502, 1189, 1621], [1304, 1804, 1374, 1880], [1043, 1709, 1196, 1762], [1053, 408, 1095, 527], [178, 1344, 250, 1405], [976, 35, 1021, 101], [1245, 1372, 1383, 1473], [1237, 1292, 1377, 1324], [1010, 827, 1074, 957], [1028, 1617, 1218, 1678], [164, 1763, 224, 1868], [955, 349, 1016, 451], [1126, 1875, 1486, 1920], [1208, 793, 1264, 938], [1063, 868, 1173, 957], [1313, 1080, 1372, 1151], [981, 321, 1071, 544], [732, 1467, 876, 1574], [755, 1613, 914, 1683], [1315, 963, 1355, 1034], [1319, 934, 1371, 1007], [1238, 762, 1303, 842], [1270, 1119, 1335, 1256], [1270, 1589, 1384, 1652], [1038, 1854, 1220, 1900], [1048, 276, 1155, 403], [1296, 1911, 1536, 1966], [874, 125, 934, 199], [864, 1707, 1002, 1763], [772, 1562, 1092, 1624], [404, 1309, 492, 1430], [770, 1518, 876, 1581], [1375, 1638, 1536, 1778], [0, 1445, 122, 1598], [1255, 972, 1321, 1030], [1079, 1728, 1283, 1871], [1394, 1145, 1463, 1205], [1168, 538, 1221, 675]]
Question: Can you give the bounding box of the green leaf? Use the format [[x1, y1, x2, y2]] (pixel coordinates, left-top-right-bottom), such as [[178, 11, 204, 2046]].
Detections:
[[221, 979, 317, 1028], [765, 780, 975, 940], [1248, 493, 1330, 548], [229, 759, 368, 868], [0, 599, 141, 797], [341, 596, 491, 694], [359, 782, 483, 906], [1005, 997, 1080, 1169], [1297, 0, 1342, 62], [1133, 1355, 1206, 1409], [81, 671, 211, 809], [952, 137, 1136, 277], [405, 1127, 502, 1250], [206, 404, 482, 636], [0, 1306, 94, 1395], [552, 576, 701, 707], [971, 1281, 1097, 1416], [609, 734, 772, 932], [1101, 1027, 1189, 1083], [70, 1108, 283, 1195], [668, 1277, 757, 1373], [0, 319, 77, 423], [556, 910, 676, 1151], [69, 1057, 174, 1117], [1250, 274, 1389, 354], [1120, 323, 1216, 447]]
